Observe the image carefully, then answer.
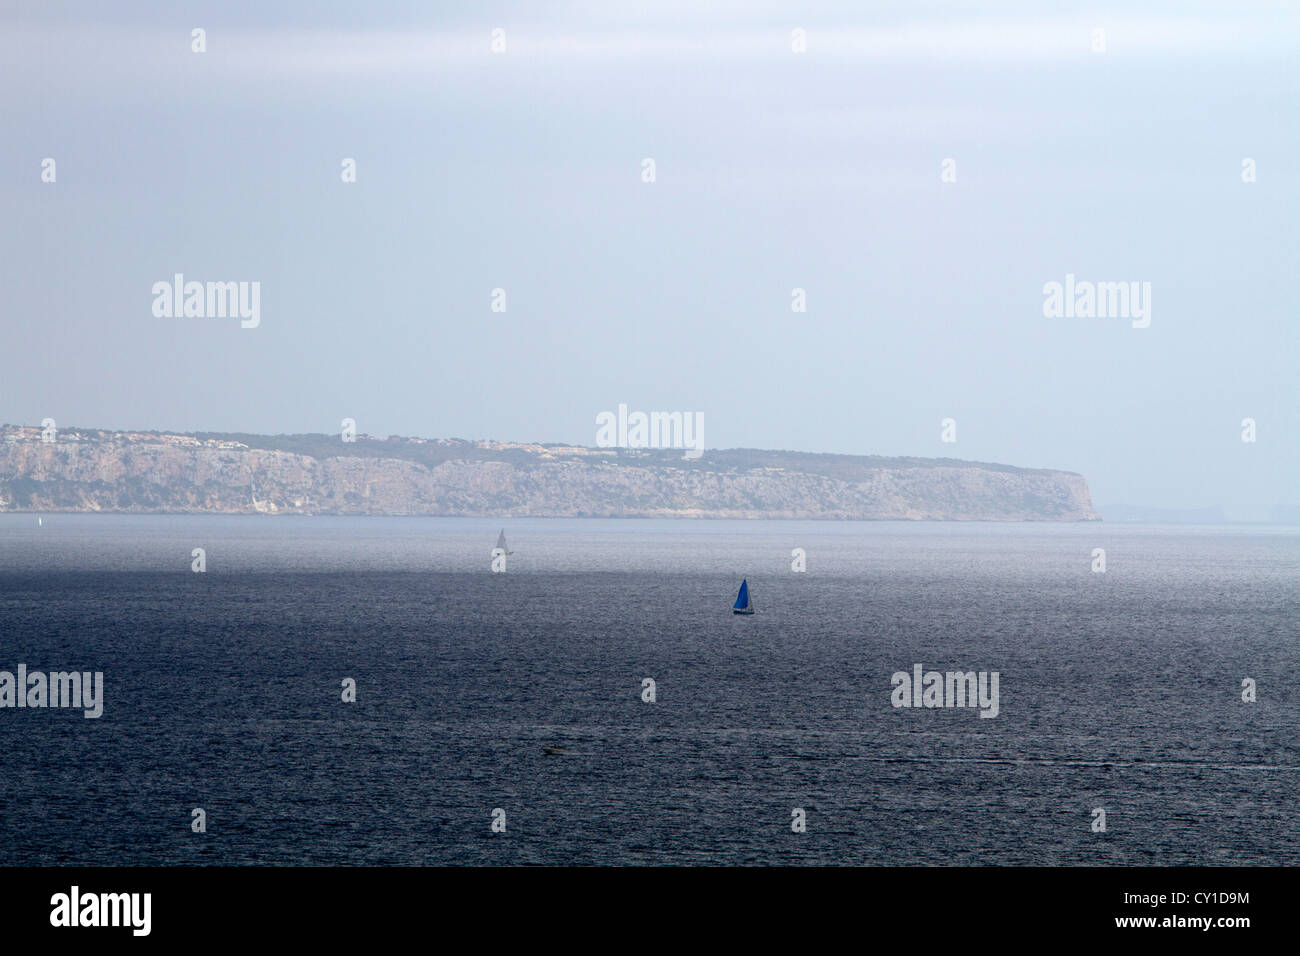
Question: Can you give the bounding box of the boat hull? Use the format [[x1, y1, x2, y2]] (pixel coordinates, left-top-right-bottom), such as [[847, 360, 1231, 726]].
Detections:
[[733, 608, 754, 615]]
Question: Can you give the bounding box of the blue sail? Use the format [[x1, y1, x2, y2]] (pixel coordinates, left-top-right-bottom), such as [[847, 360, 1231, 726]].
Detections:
[[733, 579, 752, 613]]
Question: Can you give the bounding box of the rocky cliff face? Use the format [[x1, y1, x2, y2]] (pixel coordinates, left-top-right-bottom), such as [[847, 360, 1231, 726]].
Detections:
[[0, 427, 1099, 520]]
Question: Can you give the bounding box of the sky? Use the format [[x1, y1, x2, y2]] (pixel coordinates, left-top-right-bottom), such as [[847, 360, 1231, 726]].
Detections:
[[1, 1, 1297, 519]]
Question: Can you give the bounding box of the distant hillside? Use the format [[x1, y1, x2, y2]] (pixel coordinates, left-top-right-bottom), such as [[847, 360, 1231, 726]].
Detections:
[[190, 431, 1067, 477], [0, 425, 1100, 521]]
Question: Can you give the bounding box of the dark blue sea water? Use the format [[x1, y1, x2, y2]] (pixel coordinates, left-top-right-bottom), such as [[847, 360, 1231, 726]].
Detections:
[[1, 516, 1296, 865]]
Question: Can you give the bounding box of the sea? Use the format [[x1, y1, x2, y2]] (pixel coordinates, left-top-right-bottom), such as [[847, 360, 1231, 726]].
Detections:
[[0, 515, 1296, 866]]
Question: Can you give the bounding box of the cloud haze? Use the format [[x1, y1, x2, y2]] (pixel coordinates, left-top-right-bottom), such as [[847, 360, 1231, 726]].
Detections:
[[2, 1, 1296, 519]]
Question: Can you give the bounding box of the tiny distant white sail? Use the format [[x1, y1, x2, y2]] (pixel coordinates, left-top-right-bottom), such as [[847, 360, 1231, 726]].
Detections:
[[496, 529, 514, 555]]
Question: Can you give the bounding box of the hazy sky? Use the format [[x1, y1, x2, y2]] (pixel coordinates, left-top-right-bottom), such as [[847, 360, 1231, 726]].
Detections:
[[2, 1, 1296, 518]]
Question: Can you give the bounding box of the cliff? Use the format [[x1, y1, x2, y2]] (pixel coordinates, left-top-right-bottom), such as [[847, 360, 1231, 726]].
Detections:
[[0, 426, 1099, 521]]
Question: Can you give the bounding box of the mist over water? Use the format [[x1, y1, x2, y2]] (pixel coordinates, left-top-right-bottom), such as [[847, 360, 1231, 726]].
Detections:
[[1, 516, 1296, 865]]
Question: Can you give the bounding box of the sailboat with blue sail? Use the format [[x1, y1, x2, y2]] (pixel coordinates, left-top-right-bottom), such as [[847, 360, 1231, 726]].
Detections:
[[733, 579, 754, 615]]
